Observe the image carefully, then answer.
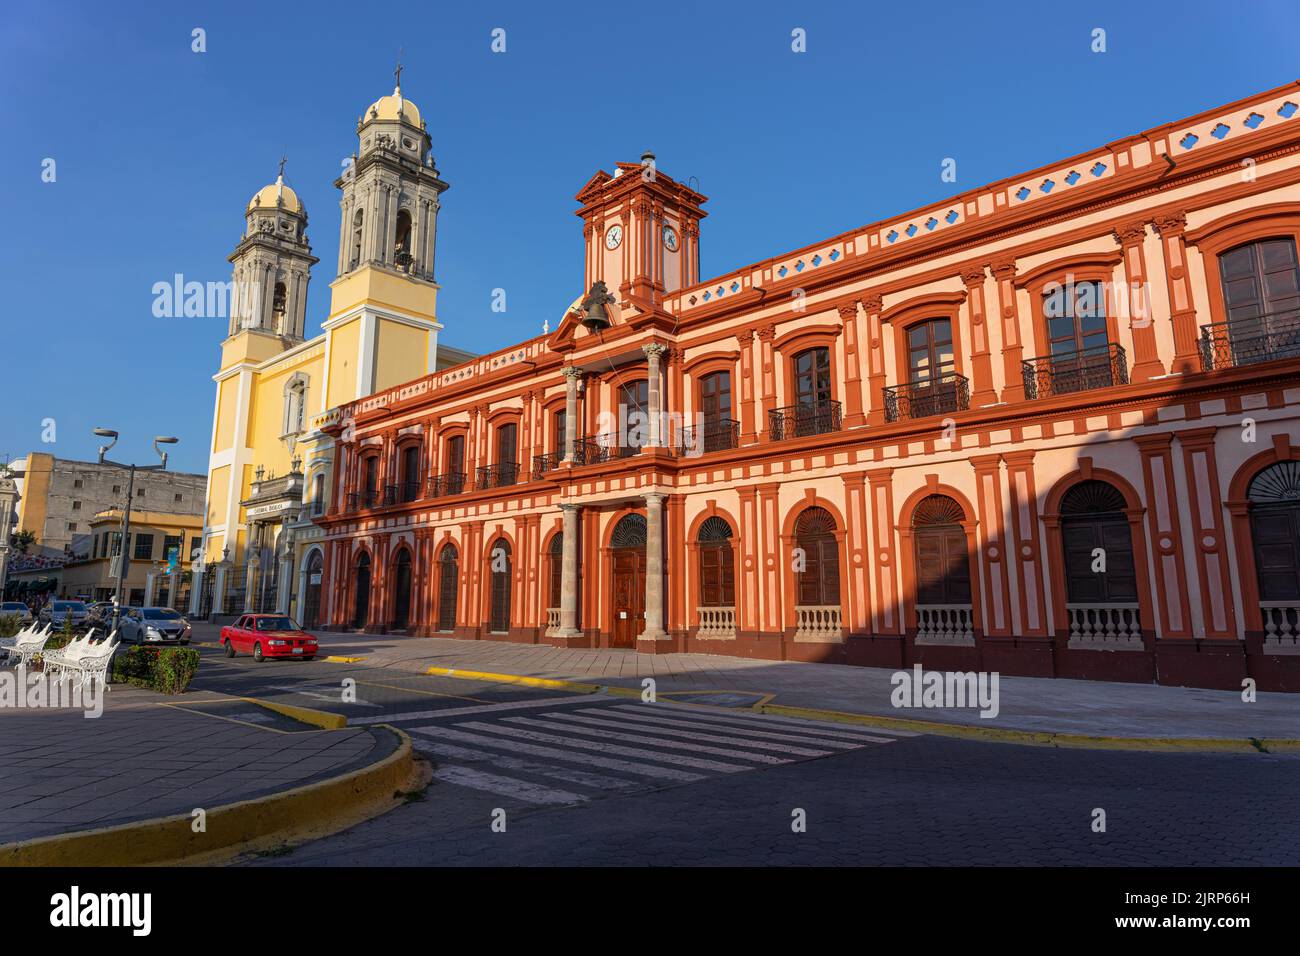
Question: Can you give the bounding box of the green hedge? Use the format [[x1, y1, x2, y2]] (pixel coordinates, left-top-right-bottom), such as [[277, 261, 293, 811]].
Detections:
[[111, 646, 201, 694]]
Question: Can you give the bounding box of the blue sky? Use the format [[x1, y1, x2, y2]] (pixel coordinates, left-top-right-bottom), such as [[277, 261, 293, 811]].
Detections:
[[0, 0, 1294, 474]]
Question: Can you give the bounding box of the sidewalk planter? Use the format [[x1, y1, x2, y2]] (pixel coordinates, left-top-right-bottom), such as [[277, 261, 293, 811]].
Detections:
[[111, 646, 200, 694]]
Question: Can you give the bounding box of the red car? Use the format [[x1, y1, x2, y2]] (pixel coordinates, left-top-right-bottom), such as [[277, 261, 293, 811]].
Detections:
[[220, 614, 319, 662]]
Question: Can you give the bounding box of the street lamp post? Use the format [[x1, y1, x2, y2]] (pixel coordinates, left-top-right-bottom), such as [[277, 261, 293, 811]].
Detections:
[[93, 428, 178, 636]]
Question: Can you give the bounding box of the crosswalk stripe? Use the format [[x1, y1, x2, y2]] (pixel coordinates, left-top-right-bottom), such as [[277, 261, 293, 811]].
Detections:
[[428, 763, 587, 805], [408, 724, 706, 782], [608, 703, 913, 741], [514, 713, 825, 761], [579, 707, 866, 749], [540, 711, 839, 756], [352, 695, 595, 725], [454, 720, 753, 774], [413, 738, 643, 793]]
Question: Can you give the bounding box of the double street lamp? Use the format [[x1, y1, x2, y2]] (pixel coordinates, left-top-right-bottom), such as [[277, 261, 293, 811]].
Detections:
[[93, 428, 178, 634]]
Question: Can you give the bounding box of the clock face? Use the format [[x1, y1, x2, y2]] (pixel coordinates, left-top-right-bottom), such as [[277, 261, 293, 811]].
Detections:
[[605, 225, 623, 250], [662, 225, 679, 252]]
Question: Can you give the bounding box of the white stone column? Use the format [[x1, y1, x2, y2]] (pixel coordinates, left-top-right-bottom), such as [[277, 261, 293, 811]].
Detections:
[[562, 366, 582, 462], [212, 564, 228, 620], [188, 567, 203, 617], [640, 493, 669, 643], [643, 343, 667, 447], [168, 570, 182, 609], [556, 503, 582, 638], [277, 552, 294, 614], [144, 571, 157, 607]]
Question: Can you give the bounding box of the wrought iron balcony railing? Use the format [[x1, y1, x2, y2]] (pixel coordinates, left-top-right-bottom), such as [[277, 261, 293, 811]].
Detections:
[[767, 402, 842, 441], [309, 499, 325, 517], [346, 492, 359, 513], [532, 450, 564, 480], [1199, 309, 1300, 371], [400, 479, 421, 503], [883, 373, 969, 422], [574, 433, 643, 466], [361, 488, 379, 509], [476, 462, 521, 490], [381, 483, 398, 506], [427, 472, 468, 498], [679, 418, 741, 457], [1022, 342, 1128, 399]]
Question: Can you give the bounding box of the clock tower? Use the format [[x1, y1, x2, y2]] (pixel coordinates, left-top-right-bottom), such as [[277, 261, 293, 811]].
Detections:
[[575, 152, 707, 306]]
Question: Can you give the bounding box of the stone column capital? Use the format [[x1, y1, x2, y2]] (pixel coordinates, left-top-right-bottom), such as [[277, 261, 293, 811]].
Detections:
[[642, 342, 668, 359], [562, 365, 583, 381]]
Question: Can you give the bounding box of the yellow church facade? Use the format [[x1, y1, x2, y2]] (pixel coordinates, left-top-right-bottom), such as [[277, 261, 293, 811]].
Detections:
[[194, 83, 472, 620]]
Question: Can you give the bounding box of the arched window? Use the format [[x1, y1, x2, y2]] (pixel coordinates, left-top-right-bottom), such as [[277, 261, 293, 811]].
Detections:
[[1218, 237, 1300, 365], [906, 319, 955, 384], [351, 209, 364, 269], [697, 517, 735, 608], [394, 208, 413, 267], [272, 281, 288, 330], [795, 507, 840, 607], [391, 548, 412, 630], [619, 380, 649, 453], [436, 544, 459, 632], [912, 495, 971, 606], [352, 552, 371, 629], [400, 444, 421, 502], [283, 376, 308, 436], [1059, 481, 1138, 605], [793, 348, 831, 408], [488, 539, 512, 633], [547, 533, 564, 610], [1044, 280, 1108, 356], [360, 453, 379, 508], [610, 513, 648, 549], [698, 371, 734, 452], [1247, 461, 1300, 601]]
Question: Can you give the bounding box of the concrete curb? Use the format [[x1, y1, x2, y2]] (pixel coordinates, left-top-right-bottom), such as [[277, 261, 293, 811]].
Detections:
[[243, 696, 348, 730], [0, 725, 419, 866], [424, 665, 603, 694], [414, 665, 1298, 754]]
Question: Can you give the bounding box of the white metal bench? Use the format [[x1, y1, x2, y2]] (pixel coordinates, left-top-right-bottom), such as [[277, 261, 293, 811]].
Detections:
[[44, 629, 119, 689], [2, 623, 53, 667]]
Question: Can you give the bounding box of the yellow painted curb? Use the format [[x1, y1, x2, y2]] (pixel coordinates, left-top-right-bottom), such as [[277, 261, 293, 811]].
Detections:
[[757, 703, 1300, 753], [325, 655, 366, 663], [424, 665, 601, 694], [0, 725, 418, 867], [243, 696, 348, 730]]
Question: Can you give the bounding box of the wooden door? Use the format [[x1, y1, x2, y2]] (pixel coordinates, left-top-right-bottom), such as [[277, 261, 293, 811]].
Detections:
[[611, 550, 646, 648]]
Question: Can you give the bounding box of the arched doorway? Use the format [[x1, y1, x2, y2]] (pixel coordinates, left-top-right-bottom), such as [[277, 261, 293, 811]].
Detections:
[[794, 506, 842, 639], [488, 539, 512, 634], [547, 533, 564, 622], [391, 548, 413, 631], [352, 552, 371, 630], [1059, 480, 1140, 641], [302, 549, 323, 629], [1247, 461, 1300, 638], [436, 544, 458, 633], [911, 495, 973, 643], [610, 514, 647, 648], [696, 516, 735, 637]]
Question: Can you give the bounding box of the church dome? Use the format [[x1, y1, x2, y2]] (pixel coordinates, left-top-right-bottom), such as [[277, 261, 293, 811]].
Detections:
[[247, 180, 303, 215], [361, 88, 423, 128]]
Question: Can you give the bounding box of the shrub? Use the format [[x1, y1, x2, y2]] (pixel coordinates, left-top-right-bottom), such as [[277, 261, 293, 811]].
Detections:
[[111, 646, 201, 694], [0, 616, 20, 639]]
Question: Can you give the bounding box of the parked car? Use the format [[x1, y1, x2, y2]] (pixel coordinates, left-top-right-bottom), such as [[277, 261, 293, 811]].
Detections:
[[39, 600, 91, 630], [0, 602, 33, 625], [85, 601, 117, 624], [220, 615, 318, 662], [118, 607, 193, 645]]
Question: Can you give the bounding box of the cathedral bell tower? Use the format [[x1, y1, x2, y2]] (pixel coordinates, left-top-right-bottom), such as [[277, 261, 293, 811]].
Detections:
[[321, 70, 452, 401], [225, 161, 319, 349]]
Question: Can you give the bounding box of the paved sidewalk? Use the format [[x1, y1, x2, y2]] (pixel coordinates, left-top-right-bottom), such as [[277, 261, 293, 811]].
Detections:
[[0, 680, 385, 845], [198, 625, 1300, 740]]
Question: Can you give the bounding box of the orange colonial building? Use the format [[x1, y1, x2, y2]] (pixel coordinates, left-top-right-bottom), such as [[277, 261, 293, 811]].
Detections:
[[313, 81, 1300, 691]]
